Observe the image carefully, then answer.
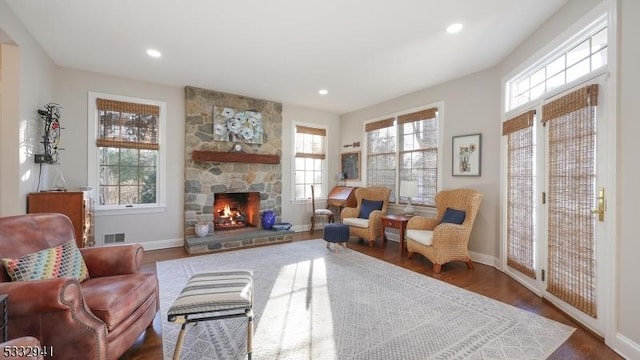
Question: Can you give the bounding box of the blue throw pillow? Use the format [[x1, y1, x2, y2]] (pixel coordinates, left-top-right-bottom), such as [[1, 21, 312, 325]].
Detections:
[[358, 199, 384, 219], [441, 207, 466, 224]]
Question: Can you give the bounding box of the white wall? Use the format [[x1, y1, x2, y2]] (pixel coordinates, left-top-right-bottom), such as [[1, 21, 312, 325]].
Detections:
[[0, 0, 56, 216], [0, 43, 20, 216], [53, 67, 185, 249], [340, 69, 501, 261], [616, 0, 640, 356], [281, 105, 341, 231]]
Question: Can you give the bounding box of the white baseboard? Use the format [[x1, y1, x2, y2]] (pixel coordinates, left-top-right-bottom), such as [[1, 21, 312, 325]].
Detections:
[[469, 250, 500, 269], [293, 224, 311, 233], [610, 332, 640, 360], [138, 237, 184, 251]]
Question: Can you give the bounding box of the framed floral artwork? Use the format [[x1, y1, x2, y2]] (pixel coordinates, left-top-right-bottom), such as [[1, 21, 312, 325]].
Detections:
[[452, 133, 481, 176], [213, 106, 264, 144]]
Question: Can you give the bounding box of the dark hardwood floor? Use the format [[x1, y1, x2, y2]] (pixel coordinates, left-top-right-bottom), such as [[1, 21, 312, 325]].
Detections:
[[120, 231, 622, 360]]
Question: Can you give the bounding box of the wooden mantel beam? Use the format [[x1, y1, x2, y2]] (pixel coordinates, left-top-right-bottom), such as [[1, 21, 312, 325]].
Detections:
[[192, 150, 280, 164]]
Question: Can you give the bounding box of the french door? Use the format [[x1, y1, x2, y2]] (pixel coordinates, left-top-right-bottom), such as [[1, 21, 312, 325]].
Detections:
[[504, 76, 610, 335]]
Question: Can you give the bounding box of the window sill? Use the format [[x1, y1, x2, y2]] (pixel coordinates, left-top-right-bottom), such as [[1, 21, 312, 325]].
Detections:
[[95, 205, 166, 216], [290, 198, 330, 206]]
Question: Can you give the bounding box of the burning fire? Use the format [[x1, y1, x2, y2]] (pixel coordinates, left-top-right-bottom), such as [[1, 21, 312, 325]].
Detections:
[[216, 202, 248, 230]]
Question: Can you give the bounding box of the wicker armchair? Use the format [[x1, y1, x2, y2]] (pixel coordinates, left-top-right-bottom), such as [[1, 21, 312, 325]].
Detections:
[[341, 187, 391, 247], [406, 189, 483, 273]]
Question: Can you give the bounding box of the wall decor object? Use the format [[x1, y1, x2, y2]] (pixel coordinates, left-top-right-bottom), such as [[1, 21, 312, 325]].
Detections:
[[35, 103, 63, 164], [213, 106, 264, 144], [452, 133, 481, 176], [341, 151, 360, 180]]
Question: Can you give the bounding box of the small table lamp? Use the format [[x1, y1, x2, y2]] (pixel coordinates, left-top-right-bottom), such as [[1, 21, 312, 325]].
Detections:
[[400, 180, 418, 216]]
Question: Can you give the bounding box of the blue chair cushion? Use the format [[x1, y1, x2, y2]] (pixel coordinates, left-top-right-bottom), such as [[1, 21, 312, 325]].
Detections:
[[358, 199, 384, 219], [441, 207, 466, 224]]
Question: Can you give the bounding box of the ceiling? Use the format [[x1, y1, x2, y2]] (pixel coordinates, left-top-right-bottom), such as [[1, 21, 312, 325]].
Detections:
[[6, 0, 567, 114]]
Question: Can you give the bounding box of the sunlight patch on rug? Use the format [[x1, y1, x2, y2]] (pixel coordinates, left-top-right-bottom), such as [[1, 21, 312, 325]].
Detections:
[[157, 240, 574, 359]]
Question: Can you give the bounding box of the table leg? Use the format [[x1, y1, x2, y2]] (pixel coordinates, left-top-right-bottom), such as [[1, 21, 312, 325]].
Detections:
[[399, 224, 405, 257], [381, 225, 387, 248]]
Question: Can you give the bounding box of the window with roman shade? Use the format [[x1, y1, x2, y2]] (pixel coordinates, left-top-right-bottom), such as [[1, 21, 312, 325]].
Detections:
[[95, 98, 160, 207], [398, 107, 438, 206], [294, 124, 326, 200], [365, 106, 440, 206], [503, 110, 536, 279], [543, 84, 598, 318], [365, 118, 396, 201]]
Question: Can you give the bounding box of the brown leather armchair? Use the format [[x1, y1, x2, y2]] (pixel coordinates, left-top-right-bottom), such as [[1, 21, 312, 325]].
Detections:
[[0, 213, 159, 360]]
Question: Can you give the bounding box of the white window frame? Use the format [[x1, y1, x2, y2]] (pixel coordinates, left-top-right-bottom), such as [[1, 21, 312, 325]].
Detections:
[[291, 121, 328, 203], [88, 92, 167, 215], [362, 102, 443, 209], [505, 13, 608, 113]]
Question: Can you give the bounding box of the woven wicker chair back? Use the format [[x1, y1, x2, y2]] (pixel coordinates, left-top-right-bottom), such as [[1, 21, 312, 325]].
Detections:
[[434, 189, 483, 226], [354, 187, 391, 213]]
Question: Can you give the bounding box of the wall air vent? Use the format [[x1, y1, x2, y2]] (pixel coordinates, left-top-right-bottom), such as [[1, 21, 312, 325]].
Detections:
[[104, 233, 125, 244]]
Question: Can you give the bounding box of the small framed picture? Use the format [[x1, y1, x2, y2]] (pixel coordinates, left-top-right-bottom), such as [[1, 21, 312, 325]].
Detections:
[[341, 151, 360, 180], [452, 134, 481, 176]]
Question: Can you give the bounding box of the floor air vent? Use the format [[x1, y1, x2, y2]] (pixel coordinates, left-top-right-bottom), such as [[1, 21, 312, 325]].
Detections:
[[104, 233, 125, 244]]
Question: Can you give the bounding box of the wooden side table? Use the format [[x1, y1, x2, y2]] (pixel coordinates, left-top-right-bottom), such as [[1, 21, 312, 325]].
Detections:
[[380, 214, 412, 256]]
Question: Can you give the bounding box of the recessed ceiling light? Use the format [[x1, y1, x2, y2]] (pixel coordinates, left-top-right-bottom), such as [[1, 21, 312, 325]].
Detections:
[[318, 89, 329, 95], [446, 23, 463, 34], [146, 49, 162, 58]]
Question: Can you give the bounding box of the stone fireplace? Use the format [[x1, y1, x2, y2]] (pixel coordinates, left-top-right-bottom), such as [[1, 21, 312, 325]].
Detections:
[[184, 86, 291, 254]]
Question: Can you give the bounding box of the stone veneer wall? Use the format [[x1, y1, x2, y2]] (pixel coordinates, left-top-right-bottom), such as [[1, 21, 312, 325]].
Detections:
[[184, 86, 283, 238]]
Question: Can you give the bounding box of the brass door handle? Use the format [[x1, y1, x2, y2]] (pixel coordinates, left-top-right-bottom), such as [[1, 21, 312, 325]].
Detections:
[[592, 187, 605, 222]]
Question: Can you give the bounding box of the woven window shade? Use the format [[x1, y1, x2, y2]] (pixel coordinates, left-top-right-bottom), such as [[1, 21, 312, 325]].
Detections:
[[295, 125, 326, 159], [365, 118, 394, 132], [399, 109, 438, 206], [366, 124, 396, 200], [397, 107, 437, 124], [544, 84, 598, 318], [96, 98, 159, 150], [504, 110, 536, 279], [296, 125, 326, 137], [503, 110, 535, 135]]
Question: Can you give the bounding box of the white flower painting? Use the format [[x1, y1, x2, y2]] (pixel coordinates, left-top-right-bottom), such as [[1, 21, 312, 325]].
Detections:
[[213, 106, 264, 144]]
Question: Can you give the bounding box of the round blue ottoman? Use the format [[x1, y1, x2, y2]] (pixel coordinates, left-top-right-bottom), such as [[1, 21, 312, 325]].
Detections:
[[323, 223, 350, 251]]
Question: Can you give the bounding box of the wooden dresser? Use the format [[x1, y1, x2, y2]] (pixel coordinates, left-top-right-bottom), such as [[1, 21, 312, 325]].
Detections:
[[27, 191, 95, 248]]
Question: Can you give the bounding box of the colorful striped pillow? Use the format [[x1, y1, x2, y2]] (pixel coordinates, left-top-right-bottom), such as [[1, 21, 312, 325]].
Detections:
[[1, 240, 89, 282]]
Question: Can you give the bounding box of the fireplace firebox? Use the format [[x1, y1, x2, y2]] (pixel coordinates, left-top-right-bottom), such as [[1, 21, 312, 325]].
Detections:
[[213, 192, 260, 231]]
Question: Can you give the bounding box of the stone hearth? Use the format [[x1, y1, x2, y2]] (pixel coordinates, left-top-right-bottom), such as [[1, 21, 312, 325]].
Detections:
[[185, 228, 293, 255], [184, 86, 284, 253]]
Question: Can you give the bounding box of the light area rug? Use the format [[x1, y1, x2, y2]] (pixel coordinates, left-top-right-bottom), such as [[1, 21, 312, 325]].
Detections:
[[158, 239, 574, 359]]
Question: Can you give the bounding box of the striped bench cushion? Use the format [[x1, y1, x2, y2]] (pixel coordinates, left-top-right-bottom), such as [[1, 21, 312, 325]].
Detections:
[[167, 270, 253, 319]]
